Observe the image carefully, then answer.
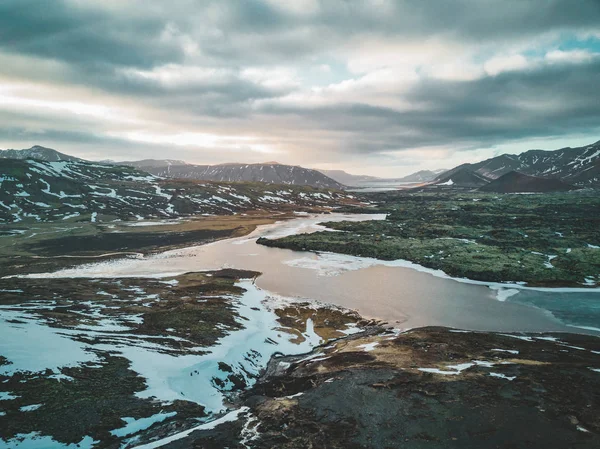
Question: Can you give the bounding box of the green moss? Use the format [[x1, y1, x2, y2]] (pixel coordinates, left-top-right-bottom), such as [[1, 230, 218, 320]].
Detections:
[[259, 192, 600, 286]]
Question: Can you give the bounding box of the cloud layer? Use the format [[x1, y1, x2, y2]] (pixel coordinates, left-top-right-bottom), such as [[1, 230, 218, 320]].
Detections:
[[1, 0, 599, 175]]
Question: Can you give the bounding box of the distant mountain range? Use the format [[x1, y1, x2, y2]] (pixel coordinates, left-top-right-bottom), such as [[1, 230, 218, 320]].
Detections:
[[0, 158, 353, 223], [0, 145, 85, 163], [317, 168, 447, 186], [1, 147, 344, 189], [2, 140, 599, 194], [433, 140, 600, 190], [316, 169, 382, 186], [120, 161, 345, 190], [396, 169, 448, 183]]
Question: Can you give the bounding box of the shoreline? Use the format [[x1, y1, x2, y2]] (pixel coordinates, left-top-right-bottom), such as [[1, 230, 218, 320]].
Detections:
[[13, 212, 599, 294]]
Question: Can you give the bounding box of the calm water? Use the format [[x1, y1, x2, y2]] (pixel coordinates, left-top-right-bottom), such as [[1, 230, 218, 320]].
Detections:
[[43, 214, 600, 335]]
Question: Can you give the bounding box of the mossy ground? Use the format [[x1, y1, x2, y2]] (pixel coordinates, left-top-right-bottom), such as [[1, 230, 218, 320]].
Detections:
[[0, 213, 286, 277], [0, 270, 254, 447], [0, 269, 365, 448], [239, 328, 600, 448], [259, 191, 600, 286]]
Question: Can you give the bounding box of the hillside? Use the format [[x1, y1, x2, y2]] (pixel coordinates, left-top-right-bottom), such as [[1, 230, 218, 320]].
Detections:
[[317, 168, 447, 187], [317, 169, 381, 186], [437, 140, 600, 187], [0, 145, 85, 162], [123, 161, 345, 189], [119, 159, 188, 168], [433, 166, 491, 188], [479, 171, 577, 193], [397, 168, 447, 183], [0, 159, 354, 223]]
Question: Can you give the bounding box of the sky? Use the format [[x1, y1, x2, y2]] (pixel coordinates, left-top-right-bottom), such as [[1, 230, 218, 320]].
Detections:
[[1, 0, 600, 177]]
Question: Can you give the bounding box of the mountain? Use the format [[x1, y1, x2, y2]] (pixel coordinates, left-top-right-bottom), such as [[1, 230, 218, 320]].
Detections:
[[397, 169, 447, 183], [437, 140, 600, 187], [121, 161, 345, 189], [0, 145, 85, 162], [317, 169, 381, 186], [479, 171, 577, 193], [119, 159, 188, 168], [317, 168, 448, 187], [433, 166, 491, 188], [0, 159, 354, 223]]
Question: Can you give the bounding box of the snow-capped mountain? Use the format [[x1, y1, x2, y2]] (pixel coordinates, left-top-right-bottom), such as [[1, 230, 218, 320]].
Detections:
[[0, 159, 354, 223], [437, 140, 600, 187], [122, 161, 345, 190], [0, 145, 85, 162]]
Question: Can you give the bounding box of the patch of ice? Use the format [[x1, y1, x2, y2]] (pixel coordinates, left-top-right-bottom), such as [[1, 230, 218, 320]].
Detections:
[[239, 413, 261, 449], [535, 336, 559, 342], [0, 391, 19, 401], [500, 334, 534, 342], [90, 282, 324, 413], [0, 311, 99, 375], [489, 372, 516, 381], [111, 412, 177, 437], [438, 179, 454, 186], [20, 404, 43, 412], [130, 407, 249, 449], [491, 348, 519, 355], [419, 360, 498, 376], [357, 342, 379, 352], [491, 287, 520, 302], [0, 433, 97, 449]]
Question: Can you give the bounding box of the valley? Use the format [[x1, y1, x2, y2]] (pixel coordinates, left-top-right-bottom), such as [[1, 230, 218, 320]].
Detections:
[[0, 146, 599, 449]]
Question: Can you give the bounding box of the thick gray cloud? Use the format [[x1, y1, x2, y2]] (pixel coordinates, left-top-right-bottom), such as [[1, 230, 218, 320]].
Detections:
[[0, 0, 599, 174], [0, 0, 185, 68]]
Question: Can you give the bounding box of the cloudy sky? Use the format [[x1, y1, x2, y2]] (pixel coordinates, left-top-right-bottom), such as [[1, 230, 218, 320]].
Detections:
[[1, 0, 599, 176]]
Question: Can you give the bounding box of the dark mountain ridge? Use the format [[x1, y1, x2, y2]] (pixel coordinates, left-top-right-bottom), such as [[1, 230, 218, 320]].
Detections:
[[437, 140, 600, 187], [479, 171, 577, 193], [316, 169, 381, 186]]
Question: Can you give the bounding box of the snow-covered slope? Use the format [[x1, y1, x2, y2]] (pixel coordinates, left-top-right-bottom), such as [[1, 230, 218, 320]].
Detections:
[[123, 161, 346, 190], [437, 140, 600, 187], [0, 159, 354, 223], [0, 145, 85, 162]]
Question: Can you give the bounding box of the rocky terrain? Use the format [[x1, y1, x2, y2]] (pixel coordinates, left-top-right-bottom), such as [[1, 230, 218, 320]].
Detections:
[[259, 191, 600, 287], [0, 269, 369, 449], [0, 158, 356, 224], [142, 327, 600, 448]]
